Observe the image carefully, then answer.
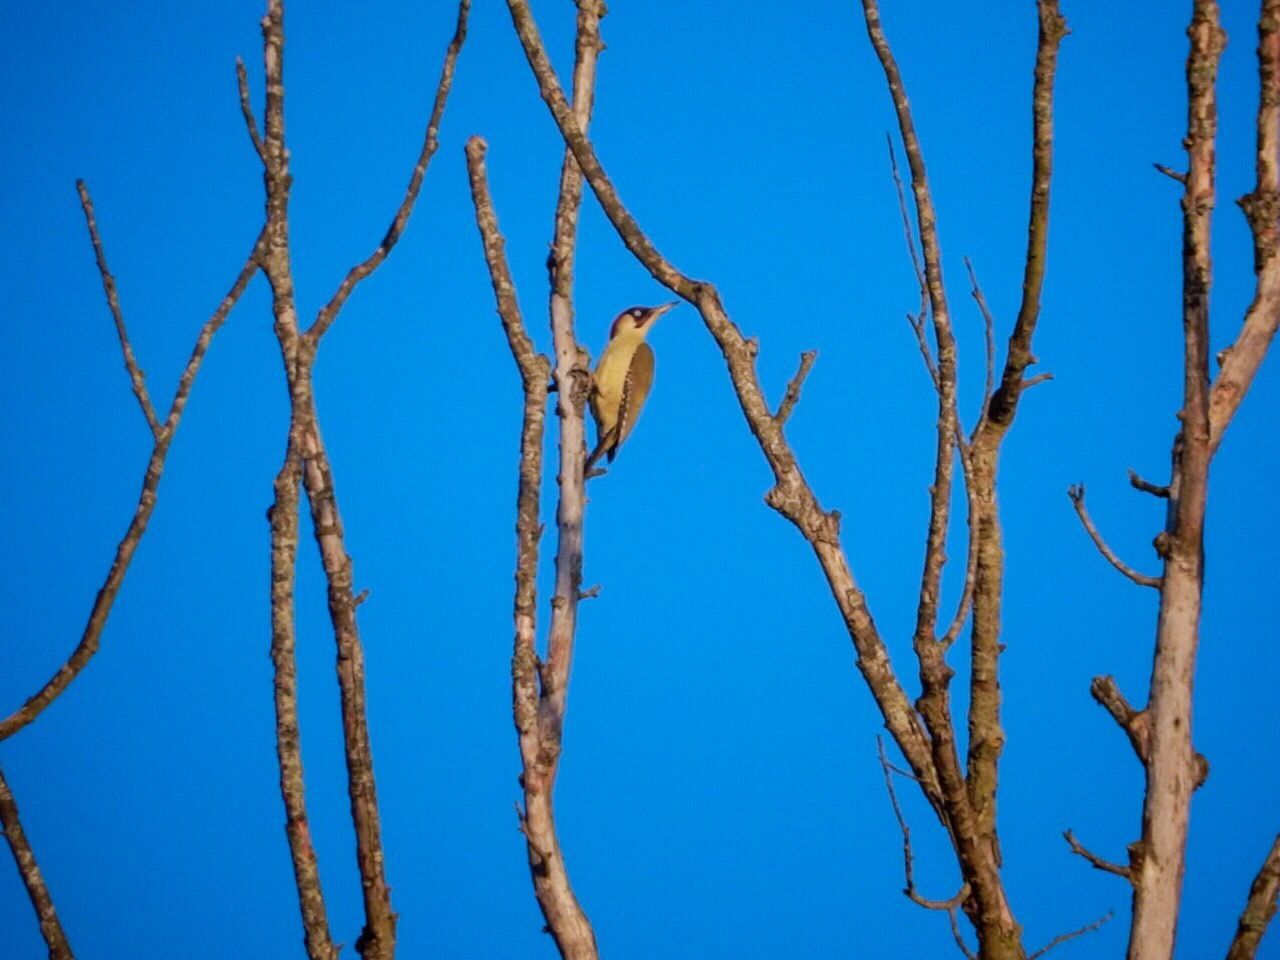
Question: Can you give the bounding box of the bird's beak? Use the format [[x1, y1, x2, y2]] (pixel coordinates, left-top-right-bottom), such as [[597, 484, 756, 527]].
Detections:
[[650, 300, 680, 321]]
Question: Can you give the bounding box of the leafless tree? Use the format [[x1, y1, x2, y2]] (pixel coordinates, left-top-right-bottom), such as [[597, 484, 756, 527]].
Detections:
[[498, 0, 1280, 958], [1065, 3, 1280, 960], [1, 2, 467, 958], [465, 3, 609, 956]]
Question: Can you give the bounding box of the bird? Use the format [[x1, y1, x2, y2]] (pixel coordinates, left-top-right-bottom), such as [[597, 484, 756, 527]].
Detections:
[[585, 301, 679, 473]]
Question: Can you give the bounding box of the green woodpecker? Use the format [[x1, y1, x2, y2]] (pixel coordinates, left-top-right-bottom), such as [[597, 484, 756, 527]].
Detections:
[[586, 301, 679, 472]]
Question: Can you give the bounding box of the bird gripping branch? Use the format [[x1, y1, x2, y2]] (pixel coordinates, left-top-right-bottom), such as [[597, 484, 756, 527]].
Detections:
[[585, 301, 679, 474]]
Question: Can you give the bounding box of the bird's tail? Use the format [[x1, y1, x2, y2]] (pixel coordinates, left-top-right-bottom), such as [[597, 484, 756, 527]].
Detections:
[[583, 433, 613, 477]]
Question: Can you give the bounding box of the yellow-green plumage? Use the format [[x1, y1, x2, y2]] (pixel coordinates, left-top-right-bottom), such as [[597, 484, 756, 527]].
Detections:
[[586, 302, 676, 471], [591, 333, 654, 462]]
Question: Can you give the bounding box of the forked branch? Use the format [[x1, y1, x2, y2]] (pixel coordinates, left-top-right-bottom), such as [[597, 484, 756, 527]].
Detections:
[[465, 136, 596, 960], [502, 0, 944, 829], [0, 197, 264, 744]]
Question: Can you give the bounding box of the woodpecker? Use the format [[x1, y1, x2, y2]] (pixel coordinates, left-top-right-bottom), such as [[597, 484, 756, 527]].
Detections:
[[585, 301, 679, 473]]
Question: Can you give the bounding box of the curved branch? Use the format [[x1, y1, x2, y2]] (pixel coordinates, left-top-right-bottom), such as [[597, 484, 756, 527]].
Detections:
[[1067, 485, 1162, 588], [1064, 829, 1133, 883]]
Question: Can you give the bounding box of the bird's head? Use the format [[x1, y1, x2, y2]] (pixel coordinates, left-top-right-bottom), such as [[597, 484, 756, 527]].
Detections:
[[608, 301, 679, 340]]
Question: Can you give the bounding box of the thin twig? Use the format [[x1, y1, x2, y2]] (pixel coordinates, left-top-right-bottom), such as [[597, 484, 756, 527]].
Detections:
[[906, 313, 941, 388], [878, 739, 971, 911], [0, 227, 264, 742], [963, 257, 997, 440], [1028, 910, 1114, 959], [75, 181, 162, 436], [886, 135, 932, 374], [1067, 485, 1162, 588], [1225, 833, 1280, 960], [774, 350, 818, 425], [1063, 830, 1132, 882], [1154, 163, 1188, 184], [947, 906, 979, 960], [0, 767, 74, 960], [235, 56, 267, 164], [305, 0, 470, 344]]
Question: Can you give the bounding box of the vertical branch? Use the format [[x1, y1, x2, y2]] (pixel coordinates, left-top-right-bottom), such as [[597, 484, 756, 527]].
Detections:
[[465, 139, 600, 959], [270, 452, 340, 960], [962, 3, 1067, 936], [253, 4, 343, 958], [1126, 4, 1223, 959], [0, 767, 74, 960], [253, 2, 467, 956], [502, 0, 946, 849]]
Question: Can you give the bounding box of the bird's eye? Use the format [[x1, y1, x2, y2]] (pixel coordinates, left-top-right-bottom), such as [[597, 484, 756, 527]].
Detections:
[[631, 308, 643, 317]]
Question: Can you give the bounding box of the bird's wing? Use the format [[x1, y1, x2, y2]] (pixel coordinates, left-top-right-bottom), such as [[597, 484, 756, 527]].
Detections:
[[610, 341, 654, 461]]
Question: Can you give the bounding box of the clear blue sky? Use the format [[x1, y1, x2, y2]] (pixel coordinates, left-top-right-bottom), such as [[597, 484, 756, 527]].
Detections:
[[2, 1, 1277, 957]]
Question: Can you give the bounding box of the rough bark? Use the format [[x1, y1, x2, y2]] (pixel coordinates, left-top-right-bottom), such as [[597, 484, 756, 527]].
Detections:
[[248, 2, 468, 955], [1125, 6, 1223, 958], [502, 2, 1071, 957], [0, 768, 74, 960]]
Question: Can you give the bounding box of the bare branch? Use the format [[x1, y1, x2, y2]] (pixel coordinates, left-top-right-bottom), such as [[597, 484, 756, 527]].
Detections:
[[906, 312, 941, 389], [977, 0, 1067, 436], [0, 767, 74, 960], [1089, 675, 1150, 763], [0, 228, 264, 742], [865, 1, 965, 677], [947, 907, 979, 960], [1028, 910, 1114, 959], [1023, 371, 1054, 389], [878, 739, 971, 912], [774, 350, 818, 425], [76, 180, 162, 437], [1225, 833, 1280, 960], [235, 56, 267, 164], [1067, 485, 1162, 588], [1154, 162, 1188, 184], [1210, 1, 1280, 452], [270, 451, 339, 960], [1063, 829, 1133, 883], [503, 0, 944, 821], [938, 448, 977, 652], [954, 4, 1069, 910], [1128, 468, 1170, 499], [963, 257, 997, 439], [1089, 676, 1209, 787], [466, 131, 598, 959], [305, 0, 470, 344], [886, 134, 931, 359]]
